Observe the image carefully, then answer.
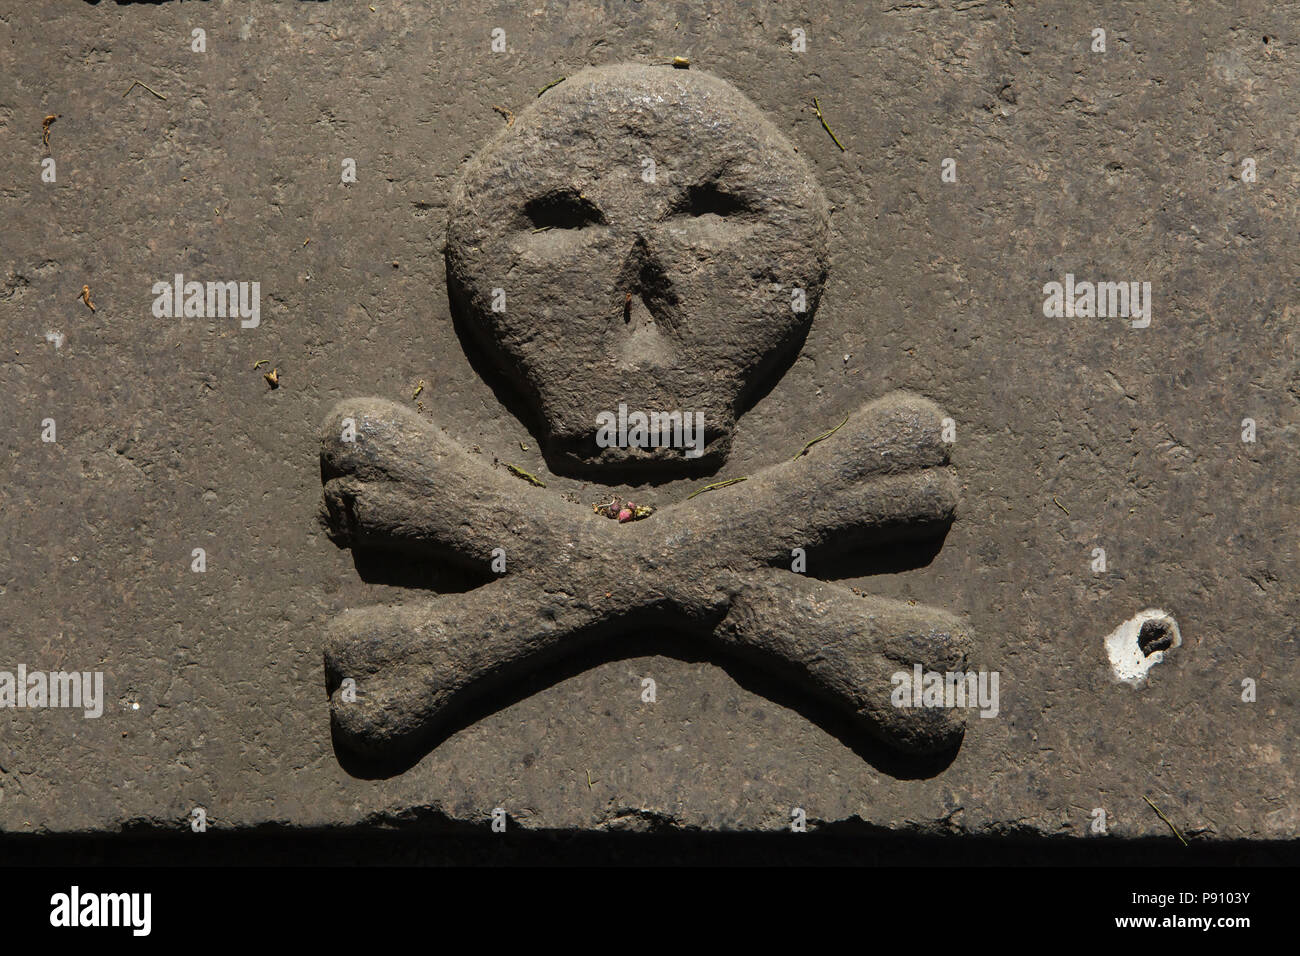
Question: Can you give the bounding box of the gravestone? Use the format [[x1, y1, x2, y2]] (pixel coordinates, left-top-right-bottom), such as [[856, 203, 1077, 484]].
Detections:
[[1, 1, 1295, 846]]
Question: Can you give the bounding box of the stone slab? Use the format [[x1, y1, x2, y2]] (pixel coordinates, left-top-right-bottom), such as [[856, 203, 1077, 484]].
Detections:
[[0, 0, 1295, 841]]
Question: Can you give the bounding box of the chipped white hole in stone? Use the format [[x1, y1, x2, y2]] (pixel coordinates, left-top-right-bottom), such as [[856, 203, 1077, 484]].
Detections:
[[1105, 609, 1181, 686]]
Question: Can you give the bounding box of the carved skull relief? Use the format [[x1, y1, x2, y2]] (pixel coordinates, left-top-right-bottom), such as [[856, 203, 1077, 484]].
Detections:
[[446, 64, 830, 473]]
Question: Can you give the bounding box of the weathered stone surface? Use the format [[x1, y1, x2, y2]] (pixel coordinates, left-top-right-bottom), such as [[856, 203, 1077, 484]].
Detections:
[[0, 1, 1295, 843]]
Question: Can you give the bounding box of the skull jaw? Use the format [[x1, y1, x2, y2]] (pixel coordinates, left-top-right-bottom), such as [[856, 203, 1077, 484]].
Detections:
[[543, 410, 735, 479], [544, 428, 733, 478], [530, 367, 741, 477]]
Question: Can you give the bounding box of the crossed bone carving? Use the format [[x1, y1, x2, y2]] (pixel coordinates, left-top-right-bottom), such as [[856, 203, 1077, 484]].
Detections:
[[321, 392, 971, 762]]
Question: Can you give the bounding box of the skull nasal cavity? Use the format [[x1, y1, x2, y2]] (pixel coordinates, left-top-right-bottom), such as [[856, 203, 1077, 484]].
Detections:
[[525, 190, 604, 230], [620, 295, 675, 369], [636, 257, 674, 307]]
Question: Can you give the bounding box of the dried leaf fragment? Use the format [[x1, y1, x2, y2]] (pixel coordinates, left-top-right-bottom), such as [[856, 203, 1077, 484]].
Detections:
[[504, 463, 546, 487]]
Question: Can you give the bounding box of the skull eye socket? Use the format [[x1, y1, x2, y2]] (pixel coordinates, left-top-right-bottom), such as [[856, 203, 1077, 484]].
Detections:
[[673, 182, 753, 218], [524, 190, 605, 230]]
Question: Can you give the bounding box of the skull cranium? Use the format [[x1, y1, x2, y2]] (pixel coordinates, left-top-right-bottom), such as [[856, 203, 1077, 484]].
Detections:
[[446, 64, 830, 475]]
